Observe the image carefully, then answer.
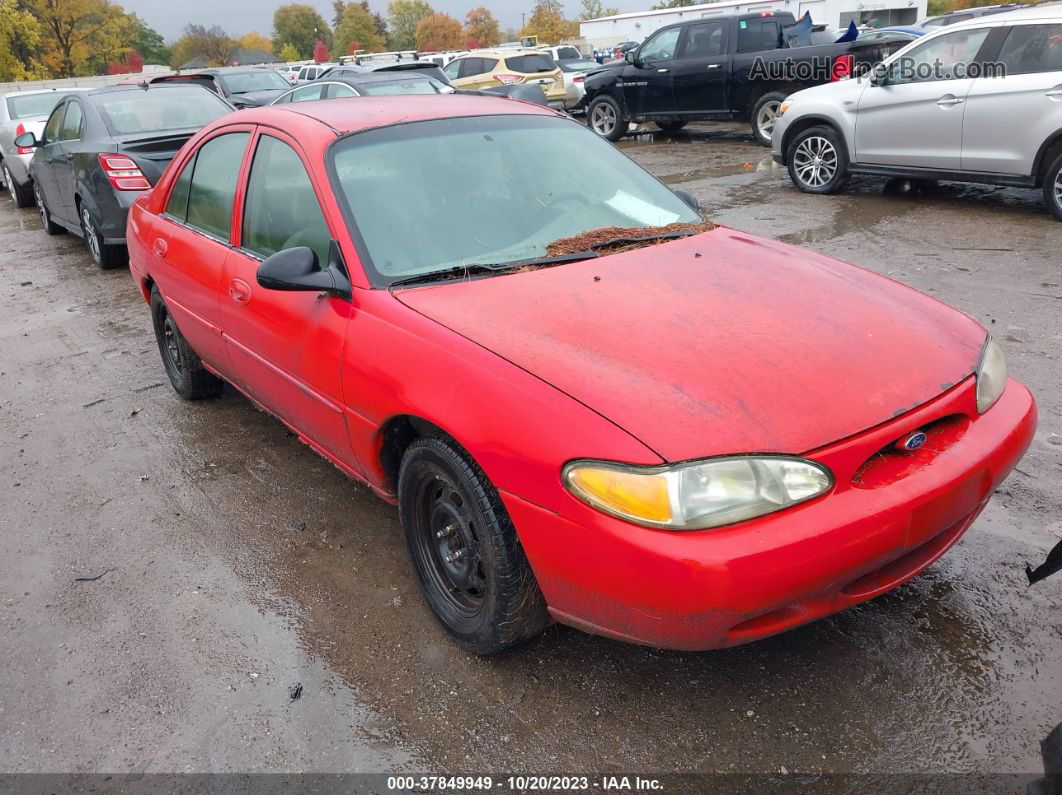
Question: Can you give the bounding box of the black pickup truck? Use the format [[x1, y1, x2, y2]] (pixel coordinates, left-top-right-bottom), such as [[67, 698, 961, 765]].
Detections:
[[581, 11, 906, 145]]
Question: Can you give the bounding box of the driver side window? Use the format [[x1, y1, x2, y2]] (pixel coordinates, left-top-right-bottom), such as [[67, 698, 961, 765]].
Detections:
[[639, 27, 681, 62], [241, 135, 331, 265], [888, 27, 990, 83], [43, 104, 65, 143]]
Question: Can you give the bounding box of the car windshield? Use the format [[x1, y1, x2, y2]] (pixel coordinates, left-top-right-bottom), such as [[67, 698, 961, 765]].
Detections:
[[329, 114, 702, 285], [96, 87, 232, 135], [220, 71, 289, 93], [356, 78, 447, 95], [6, 91, 77, 119]]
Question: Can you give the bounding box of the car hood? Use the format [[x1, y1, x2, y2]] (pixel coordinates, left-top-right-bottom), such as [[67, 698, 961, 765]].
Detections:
[[232, 89, 286, 106], [395, 227, 986, 462]]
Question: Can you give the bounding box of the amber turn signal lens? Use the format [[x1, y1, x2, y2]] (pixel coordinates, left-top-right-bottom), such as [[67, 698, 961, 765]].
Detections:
[[565, 466, 672, 524]]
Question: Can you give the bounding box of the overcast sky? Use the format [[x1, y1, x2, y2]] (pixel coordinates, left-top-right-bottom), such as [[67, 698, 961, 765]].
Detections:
[[119, 0, 644, 41]]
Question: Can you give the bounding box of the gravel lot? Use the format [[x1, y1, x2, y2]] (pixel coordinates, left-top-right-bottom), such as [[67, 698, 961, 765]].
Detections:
[[1, 121, 1059, 781]]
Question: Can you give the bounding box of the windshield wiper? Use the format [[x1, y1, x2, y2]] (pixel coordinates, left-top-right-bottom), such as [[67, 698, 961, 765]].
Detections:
[[387, 251, 600, 289], [584, 229, 700, 250]]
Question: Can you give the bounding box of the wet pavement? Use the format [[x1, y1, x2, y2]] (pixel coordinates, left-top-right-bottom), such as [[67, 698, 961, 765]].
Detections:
[[1, 121, 1059, 780]]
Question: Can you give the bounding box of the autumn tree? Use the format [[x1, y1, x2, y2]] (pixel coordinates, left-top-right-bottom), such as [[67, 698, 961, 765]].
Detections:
[[415, 12, 463, 51], [334, 2, 386, 54], [106, 48, 143, 74], [0, 0, 45, 81], [236, 32, 274, 54], [521, 0, 579, 44], [579, 0, 618, 19], [129, 14, 170, 64], [464, 7, 500, 48], [32, 0, 137, 77], [273, 4, 332, 59], [170, 24, 233, 68], [387, 0, 433, 50], [277, 42, 300, 61]]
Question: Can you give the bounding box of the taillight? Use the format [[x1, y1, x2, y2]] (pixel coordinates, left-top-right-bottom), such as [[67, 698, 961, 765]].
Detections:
[[15, 123, 32, 155], [495, 73, 523, 84], [832, 53, 854, 81], [98, 154, 150, 191], [574, 75, 585, 83]]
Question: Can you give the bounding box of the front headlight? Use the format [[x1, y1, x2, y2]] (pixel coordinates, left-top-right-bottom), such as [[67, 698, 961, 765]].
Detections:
[[563, 456, 832, 531], [975, 336, 1007, 414]]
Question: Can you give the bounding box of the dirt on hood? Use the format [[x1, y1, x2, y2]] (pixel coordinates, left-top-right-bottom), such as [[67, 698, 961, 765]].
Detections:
[[544, 221, 716, 258]]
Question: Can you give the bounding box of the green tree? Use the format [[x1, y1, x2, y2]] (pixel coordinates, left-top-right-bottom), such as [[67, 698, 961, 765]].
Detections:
[[277, 41, 300, 61], [387, 0, 432, 51], [415, 12, 463, 51], [579, 0, 617, 19], [335, 2, 386, 53], [170, 23, 233, 68], [272, 4, 332, 59], [464, 7, 500, 47], [0, 0, 45, 80], [129, 13, 170, 65]]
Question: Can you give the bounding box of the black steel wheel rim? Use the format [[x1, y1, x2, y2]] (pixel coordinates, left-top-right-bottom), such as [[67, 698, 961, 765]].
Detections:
[[412, 475, 487, 617], [157, 306, 183, 377]]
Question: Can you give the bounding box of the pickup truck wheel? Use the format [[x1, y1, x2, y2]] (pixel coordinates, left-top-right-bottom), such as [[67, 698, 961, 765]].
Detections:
[[1043, 152, 1062, 221], [33, 182, 64, 235], [588, 96, 627, 142], [656, 121, 687, 133], [150, 286, 223, 400], [751, 92, 788, 146], [3, 162, 34, 209], [787, 126, 849, 195], [398, 436, 549, 655]]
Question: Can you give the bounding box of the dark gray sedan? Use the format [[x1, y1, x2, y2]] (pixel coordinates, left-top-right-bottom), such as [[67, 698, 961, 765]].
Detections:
[[16, 83, 232, 269]]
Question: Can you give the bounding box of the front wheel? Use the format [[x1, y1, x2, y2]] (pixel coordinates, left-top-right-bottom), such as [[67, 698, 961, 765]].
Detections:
[[786, 126, 850, 195], [587, 96, 627, 142], [1043, 151, 1062, 222], [398, 436, 549, 654], [34, 182, 64, 235], [751, 91, 788, 147]]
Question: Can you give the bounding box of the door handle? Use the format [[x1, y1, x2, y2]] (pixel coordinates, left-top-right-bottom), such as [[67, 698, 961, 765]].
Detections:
[[228, 278, 251, 306], [707, 63, 721, 69], [657, 68, 670, 73], [152, 238, 168, 257], [1046, 88, 1062, 98], [936, 96, 964, 106]]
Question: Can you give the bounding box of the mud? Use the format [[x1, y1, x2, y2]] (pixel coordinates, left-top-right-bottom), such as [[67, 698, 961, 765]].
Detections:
[[1, 121, 1059, 777]]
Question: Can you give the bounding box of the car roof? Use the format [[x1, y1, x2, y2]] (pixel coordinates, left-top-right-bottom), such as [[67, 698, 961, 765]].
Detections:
[[86, 83, 220, 97], [946, 2, 1060, 26], [459, 48, 546, 57], [1, 87, 90, 98], [239, 93, 557, 135]]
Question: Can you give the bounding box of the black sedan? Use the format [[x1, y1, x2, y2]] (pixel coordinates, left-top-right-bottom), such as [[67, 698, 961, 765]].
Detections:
[[15, 83, 232, 268], [150, 67, 292, 108]]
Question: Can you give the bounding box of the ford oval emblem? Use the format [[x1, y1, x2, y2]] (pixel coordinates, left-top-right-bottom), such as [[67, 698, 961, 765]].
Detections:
[[898, 431, 928, 452]]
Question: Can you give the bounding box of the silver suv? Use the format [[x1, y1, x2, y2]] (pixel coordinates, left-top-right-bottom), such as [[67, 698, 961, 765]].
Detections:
[[772, 4, 1062, 220]]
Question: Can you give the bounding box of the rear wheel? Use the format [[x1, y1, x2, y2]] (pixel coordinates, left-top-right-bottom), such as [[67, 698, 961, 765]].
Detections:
[[1043, 151, 1062, 221], [34, 181, 64, 235], [786, 125, 849, 195], [751, 91, 788, 147], [398, 436, 549, 654], [588, 96, 627, 142], [80, 203, 127, 269], [3, 162, 34, 208], [150, 286, 223, 400]]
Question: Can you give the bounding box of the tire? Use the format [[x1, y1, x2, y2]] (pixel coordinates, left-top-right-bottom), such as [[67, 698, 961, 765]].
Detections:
[[80, 202, 127, 269], [398, 436, 549, 654], [751, 91, 788, 147], [786, 125, 850, 195], [656, 120, 687, 133], [588, 96, 627, 142], [150, 286, 223, 400], [33, 181, 65, 235], [3, 162, 34, 208], [1043, 151, 1062, 222]]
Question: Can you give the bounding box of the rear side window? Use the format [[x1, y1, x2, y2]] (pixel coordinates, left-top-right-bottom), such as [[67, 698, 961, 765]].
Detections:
[[998, 24, 1062, 75], [59, 101, 83, 140], [180, 132, 249, 239], [736, 19, 783, 53], [680, 21, 728, 57], [505, 54, 557, 73], [242, 136, 330, 265], [289, 84, 327, 102]]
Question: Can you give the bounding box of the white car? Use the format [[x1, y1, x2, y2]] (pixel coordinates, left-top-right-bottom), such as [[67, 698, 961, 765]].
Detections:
[[772, 4, 1062, 220]]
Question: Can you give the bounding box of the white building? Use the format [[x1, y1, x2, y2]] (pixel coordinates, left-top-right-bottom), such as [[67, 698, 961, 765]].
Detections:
[[580, 0, 927, 49]]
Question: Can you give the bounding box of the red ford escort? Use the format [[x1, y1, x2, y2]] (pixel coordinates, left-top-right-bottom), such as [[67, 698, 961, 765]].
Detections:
[[127, 95, 1036, 654]]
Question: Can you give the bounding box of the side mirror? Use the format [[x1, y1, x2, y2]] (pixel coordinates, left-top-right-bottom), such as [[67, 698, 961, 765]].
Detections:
[[14, 131, 38, 148], [672, 188, 699, 212], [624, 50, 638, 66], [256, 240, 352, 299], [869, 64, 889, 87]]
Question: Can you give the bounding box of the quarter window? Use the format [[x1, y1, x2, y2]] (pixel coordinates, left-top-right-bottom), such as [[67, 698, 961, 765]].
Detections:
[[179, 132, 249, 239], [640, 27, 681, 62], [998, 24, 1062, 76], [241, 136, 331, 265]]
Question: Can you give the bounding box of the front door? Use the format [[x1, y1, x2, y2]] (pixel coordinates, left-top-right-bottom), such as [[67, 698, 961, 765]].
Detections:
[[33, 102, 67, 216], [671, 20, 730, 114], [855, 26, 992, 168], [221, 131, 357, 469], [623, 26, 683, 117]]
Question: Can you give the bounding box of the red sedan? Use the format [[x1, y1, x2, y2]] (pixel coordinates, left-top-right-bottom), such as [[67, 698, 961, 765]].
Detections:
[[127, 95, 1036, 654]]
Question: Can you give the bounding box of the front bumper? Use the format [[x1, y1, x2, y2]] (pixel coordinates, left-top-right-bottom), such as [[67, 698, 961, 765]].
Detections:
[[503, 377, 1036, 650], [772, 111, 792, 165]]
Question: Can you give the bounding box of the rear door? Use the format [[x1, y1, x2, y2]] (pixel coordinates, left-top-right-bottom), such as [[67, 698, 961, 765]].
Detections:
[[151, 127, 252, 369], [624, 26, 683, 116], [672, 20, 730, 113], [854, 26, 992, 167], [961, 22, 1062, 174], [220, 130, 357, 467], [52, 99, 85, 223]]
